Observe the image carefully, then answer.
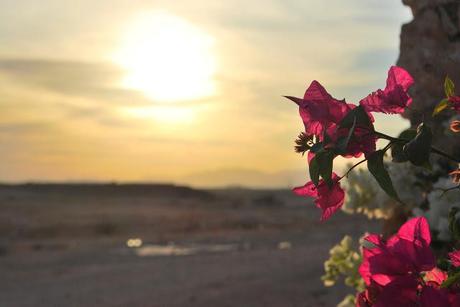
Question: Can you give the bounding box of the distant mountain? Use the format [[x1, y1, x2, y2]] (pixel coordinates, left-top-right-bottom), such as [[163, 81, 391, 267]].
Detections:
[[180, 168, 307, 189], [0, 183, 213, 199]]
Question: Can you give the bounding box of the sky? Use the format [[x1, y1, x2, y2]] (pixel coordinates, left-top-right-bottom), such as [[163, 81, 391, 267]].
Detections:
[[0, 0, 412, 187]]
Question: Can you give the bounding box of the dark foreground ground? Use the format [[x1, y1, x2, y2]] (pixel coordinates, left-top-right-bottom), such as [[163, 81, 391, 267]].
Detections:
[[0, 184, 377, 307]]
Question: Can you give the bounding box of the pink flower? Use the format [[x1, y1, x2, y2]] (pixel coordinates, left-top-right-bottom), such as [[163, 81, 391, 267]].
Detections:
[[424, 268, 447, 287], [373, 276, 418, 307], [335, 126, 377, 158], [293, 172, 345, 221], [286, 81, 376, 158], [449, 249, 460, 267], [285, 81, 352, 140], [449, 96, 460, 112], [359, 217, 435, 287], [355, 281, 383, 307], [365, 274, 451, 306], [419, 286, 451, 307], [360, 66, 414, 114]]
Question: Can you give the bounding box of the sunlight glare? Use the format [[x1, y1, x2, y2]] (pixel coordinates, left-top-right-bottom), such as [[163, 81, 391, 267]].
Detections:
[[114, 11, 216, 102]]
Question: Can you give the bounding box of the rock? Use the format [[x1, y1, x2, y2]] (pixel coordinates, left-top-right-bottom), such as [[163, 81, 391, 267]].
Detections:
[[398, 0, 460, 160]]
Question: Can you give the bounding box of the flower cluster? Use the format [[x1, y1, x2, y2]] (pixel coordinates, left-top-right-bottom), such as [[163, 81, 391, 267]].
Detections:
[[357, 217, 460, 306], [414, 177, 460, 241], [322, 235, 364, 290], [286, 69, 460, 306], [343, 162, 424, 220], [287, 66, 414, 221]]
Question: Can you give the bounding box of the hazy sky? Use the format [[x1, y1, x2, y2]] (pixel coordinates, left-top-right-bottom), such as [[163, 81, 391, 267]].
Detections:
[[0, 0, 412, 187]]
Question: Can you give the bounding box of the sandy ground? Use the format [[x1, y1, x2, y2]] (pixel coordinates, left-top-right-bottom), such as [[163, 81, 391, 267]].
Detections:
[[0, 184, 377, 307]]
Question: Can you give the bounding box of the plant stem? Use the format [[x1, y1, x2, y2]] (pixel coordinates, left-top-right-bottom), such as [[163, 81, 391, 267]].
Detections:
[[431, 147, 460, 164], [340, 158, 367, 180], [338, 142, 394, 181], [374, 130, 460, 163]]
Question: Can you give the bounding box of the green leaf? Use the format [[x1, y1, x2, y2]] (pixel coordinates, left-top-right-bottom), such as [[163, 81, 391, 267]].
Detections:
[[391, 129, 417, 163], [339, 106, 373, 130], [335, 117, 357, 155], [441, 271, 460, 289], [432, 99, 451, 116], [319, 150, 334, 188], [403, 123, 433, 167], [309, 154, 320, 186], [367, 150, 400, 201], [445, 76, 455, 98], [310, 142, 323, 154], [309, 150, 335, 187]]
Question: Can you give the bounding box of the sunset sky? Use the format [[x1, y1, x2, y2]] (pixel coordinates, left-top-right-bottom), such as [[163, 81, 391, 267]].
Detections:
[[0, 0, 412, 187]]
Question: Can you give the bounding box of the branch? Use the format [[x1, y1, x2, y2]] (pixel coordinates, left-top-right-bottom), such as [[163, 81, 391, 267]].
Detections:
[[374, 130, 460, 163]]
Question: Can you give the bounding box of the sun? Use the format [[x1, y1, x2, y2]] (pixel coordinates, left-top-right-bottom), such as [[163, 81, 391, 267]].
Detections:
[[113, 11, 216, 102]]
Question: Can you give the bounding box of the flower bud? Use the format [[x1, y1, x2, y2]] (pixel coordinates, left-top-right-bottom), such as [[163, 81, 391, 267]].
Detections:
[[450, 120, 460, 133], [450, 169, 460, 184]]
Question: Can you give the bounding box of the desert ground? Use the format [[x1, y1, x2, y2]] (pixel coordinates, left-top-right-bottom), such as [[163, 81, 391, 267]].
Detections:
[[0, 184, 377, 307]]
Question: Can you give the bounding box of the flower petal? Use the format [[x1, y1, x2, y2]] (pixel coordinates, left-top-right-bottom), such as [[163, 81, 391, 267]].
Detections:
[[360, 66, 414, 114]]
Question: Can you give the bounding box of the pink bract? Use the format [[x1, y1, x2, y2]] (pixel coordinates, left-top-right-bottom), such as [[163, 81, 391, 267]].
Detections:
[[359, 217, 436, 287], [285, 80, 352, 140], [449, 249, 460, 267], [360, 66, 414, 114], [286, 81, 376, 158], [293, 172, 345, 221], [449, 96, 460, 112]]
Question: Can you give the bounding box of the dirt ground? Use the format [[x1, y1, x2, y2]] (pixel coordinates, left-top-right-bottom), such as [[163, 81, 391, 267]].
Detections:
[[0, 184, 378, 307]]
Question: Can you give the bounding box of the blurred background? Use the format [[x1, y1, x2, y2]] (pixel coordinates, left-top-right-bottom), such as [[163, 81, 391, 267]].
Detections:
[[0, 0, 445, 306]]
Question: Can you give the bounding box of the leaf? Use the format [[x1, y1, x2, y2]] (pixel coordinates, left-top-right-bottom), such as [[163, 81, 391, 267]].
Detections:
[[441, 271, 460, 289], [309, 154, 320, 186], [335, 117, 357, 155], [445, 76, 455, 98], [367, 150, 400, 201], [310, 142, 324, 154], [391, 129, 417, 163], [403, 123, 433, 167], [339, 106, 373, 130], [309, 150, 335, 187], [319, 150, 334, 188], [432, 99, 451, 116]]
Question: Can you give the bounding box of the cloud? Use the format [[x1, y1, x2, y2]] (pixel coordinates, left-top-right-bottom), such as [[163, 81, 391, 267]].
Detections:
[[0, 59, 146, 104]]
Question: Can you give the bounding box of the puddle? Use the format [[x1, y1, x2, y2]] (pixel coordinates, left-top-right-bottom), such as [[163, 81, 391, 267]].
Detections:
[[134, 243, 239, 257], [126, 240, 293, 257]]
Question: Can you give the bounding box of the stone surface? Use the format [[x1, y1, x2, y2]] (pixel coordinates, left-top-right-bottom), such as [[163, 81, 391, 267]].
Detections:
[[397, 0, 460, 159]]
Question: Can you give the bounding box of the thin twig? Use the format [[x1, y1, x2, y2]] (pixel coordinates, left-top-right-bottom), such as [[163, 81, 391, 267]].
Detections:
[[340, 158, 367, 180]]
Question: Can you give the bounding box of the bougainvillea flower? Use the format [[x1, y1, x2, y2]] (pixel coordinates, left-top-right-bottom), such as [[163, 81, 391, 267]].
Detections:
[[335, 126, 377, 157], [356, 291, 370, 307], [363, 273, 450, 306], [293, 172, 345, 221], [285, 81, 352, 140], [419, 286, 451, 307], [373, 276, 418, 307], [286, 81, 377, 158], [355, 281, 383, 307], [448, 249, 460, 267], [360, 66, 414, 114], [449, 96, 460, 112], [359, 217, 436, 287], [451, 120, 460, 133], [424, 267, 447, 287]]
